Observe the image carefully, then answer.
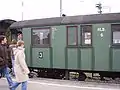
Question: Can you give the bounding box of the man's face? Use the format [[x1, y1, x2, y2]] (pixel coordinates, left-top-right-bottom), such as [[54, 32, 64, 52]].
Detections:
[[2, 37, 7, 44], [18, 34, 22, 39], [4, 37, 7, 44]]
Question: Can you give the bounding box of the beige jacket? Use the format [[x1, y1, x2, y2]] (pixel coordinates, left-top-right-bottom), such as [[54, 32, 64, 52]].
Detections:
[[14, 47, 30, 82]]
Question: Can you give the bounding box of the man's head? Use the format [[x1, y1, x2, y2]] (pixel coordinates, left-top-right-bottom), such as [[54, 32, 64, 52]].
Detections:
[[17, 32, 23, 40], [0, 35, 7, 44]]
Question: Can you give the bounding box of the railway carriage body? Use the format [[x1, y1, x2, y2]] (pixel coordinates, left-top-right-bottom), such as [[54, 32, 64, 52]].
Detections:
[[10, 13, 120, 80]]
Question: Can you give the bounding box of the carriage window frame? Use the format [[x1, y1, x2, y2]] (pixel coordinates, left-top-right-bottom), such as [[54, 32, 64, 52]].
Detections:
[[31, 27, 51, 47], [66, 26, 78, 46], [111, 24, 120, 46], [81, 25, 92, 46]]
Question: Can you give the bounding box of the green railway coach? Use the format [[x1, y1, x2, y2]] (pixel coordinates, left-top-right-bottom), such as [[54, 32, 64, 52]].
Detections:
[[10, 13, 120, 80]]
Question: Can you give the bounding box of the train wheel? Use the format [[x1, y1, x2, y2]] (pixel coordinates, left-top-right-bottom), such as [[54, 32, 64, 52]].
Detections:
[[29, 71, 38, 78], [78, 72, 87, 81]]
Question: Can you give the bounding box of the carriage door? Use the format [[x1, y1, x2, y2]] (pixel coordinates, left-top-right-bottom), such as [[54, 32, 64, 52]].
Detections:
[[93, 24, 111, 71], [31, 27, 52, 68], [111, 24, 120, 72]]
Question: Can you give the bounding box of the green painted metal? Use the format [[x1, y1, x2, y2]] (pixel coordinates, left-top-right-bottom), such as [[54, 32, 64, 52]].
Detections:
[[93, 24, 111, 71], [32, 48, 50, 68], [49, 47, 53, 68], [22, 22, 120, 73], [112, 49, 120, 71], [67, 48, 78, 69], [22, 28, 31, 67], [80, 48, 92, 70], [52, 26, 66, 69], [78, 25, 81, 45], [109, 47, 112, 71], [77, 48, 81, 69], [91, 47, 95, 70], [30, 45, 32, 67], [65, 47, 68, 69]]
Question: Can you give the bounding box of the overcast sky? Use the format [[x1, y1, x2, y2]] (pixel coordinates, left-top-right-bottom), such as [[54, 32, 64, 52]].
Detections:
[[0, 0, 119, 21]]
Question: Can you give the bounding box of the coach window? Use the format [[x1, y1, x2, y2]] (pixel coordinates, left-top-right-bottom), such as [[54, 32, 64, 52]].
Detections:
[[81, 25, 92, 46], [112, 24, 120, 45], [67, 26, 78, 46], [32, 28, 50, 46]]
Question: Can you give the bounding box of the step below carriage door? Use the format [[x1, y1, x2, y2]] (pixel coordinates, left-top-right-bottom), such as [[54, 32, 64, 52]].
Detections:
[[31, 27, 52, 68]]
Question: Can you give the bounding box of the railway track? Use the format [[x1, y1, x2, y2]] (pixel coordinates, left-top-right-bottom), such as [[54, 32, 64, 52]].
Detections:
[[69, 73, 120, 84], [85, 77, 120, 84]]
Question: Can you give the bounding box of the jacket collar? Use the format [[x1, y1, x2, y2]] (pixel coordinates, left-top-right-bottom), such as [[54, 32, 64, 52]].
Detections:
[[17, 46, 25, 51]]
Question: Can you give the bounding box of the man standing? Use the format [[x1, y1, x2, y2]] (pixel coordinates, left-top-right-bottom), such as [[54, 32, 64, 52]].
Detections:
[[0, 35, 13, 90]]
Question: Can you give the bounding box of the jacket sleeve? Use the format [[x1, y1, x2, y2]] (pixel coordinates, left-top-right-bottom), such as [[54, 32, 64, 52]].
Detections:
[[0, 47, 5, 67], [0, 57, 3, 61], [7, 46, 12, 68], [0, 57, 4, 64], [0, 46, 3, 60], [18, 51, 30, 74]]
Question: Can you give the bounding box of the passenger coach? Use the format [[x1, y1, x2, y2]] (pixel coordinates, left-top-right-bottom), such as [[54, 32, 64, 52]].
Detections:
[[10, 13, 120, 80]]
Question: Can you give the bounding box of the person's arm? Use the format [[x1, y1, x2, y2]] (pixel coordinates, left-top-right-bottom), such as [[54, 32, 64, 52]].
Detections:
[[0, 57, 4, 66], [0, 46, 5, 66], [6, 46, 12, 68]]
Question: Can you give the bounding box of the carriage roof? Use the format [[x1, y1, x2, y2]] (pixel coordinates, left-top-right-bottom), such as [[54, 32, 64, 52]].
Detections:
[[10, 13, 120, 29]]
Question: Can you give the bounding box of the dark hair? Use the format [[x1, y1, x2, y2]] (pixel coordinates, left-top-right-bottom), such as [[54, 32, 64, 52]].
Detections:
[[0, 35, 6, 44], [17, 31, 22, 35]]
